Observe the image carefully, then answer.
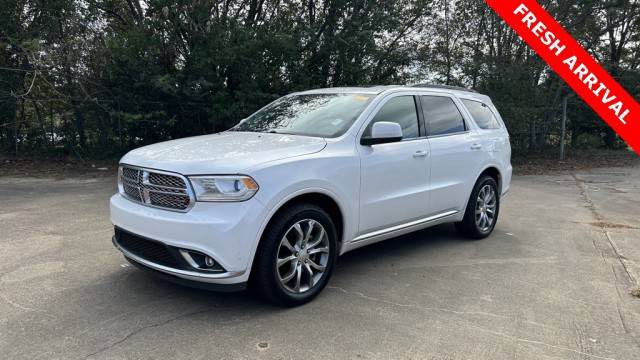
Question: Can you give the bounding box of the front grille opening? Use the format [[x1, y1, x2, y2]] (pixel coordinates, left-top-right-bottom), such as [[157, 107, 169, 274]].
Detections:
[[121, 167, 140, 181], [123, 182, 142, 201], [115, 229, 227, 273], [149, 192, 190, 210], [149, 173, 186, 188], [116, 229, 179, 267], [119, 166, 192, 211]]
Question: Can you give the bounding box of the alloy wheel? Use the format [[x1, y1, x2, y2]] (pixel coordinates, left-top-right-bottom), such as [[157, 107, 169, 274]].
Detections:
[[276, 219, 330, 293], [475, 184, 497, 232]]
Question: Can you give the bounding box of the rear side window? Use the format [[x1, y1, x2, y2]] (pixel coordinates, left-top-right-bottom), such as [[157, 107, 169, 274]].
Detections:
[[420, 96, 466, 136], [462, 99, 501, 129], [363, 96, 420, 139]]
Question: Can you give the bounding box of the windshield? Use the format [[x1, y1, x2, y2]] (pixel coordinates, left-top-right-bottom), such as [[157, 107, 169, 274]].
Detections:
[[231, 93, 374, 138]]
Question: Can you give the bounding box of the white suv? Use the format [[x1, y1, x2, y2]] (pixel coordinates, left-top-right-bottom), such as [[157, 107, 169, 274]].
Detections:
[[110, 85, 512, 306]]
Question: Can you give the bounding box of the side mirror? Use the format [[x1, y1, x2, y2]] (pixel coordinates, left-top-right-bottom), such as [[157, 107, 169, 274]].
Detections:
[[361, 121, 403, 146]]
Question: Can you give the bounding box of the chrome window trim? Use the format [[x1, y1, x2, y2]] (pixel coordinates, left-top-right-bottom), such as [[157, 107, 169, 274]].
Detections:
[[118, 164, 196, 213], [400, 135, 429, 142], [426, 130, 470, 139], [367, 135, 429, 146]]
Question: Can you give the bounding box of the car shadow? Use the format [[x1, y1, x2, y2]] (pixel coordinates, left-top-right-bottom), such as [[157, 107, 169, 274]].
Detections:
[[6, 221, 491, 358], [31, 223, 475, 332], [112, 223, 468, 307], [336, 223, 466, 269]]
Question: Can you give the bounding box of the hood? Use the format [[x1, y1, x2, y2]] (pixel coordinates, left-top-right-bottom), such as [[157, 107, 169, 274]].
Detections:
[[120, 131, 327, 175]]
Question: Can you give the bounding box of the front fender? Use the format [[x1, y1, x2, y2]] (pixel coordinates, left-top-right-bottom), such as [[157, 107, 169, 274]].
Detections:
[[242, 152, 360, 273]]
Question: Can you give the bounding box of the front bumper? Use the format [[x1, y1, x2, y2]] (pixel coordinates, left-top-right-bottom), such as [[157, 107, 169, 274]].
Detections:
[[121, 250, 247, 292], [110, 193, 267, 285]]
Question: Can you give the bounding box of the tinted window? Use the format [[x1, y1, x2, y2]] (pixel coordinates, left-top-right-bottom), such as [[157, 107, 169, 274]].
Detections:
[[232, 93, 373, 138], [420, 96, 465, 136], [462, 99, 501, 129], [363, 96, 419, 139]]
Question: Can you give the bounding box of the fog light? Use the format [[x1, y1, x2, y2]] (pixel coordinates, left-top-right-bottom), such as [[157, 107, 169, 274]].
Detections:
[[178, 249, 223, 272], [205, 256, 215, 267]]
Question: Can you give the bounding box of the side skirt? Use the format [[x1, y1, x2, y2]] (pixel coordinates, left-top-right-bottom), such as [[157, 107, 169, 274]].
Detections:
[[340, 210, 459, 254]]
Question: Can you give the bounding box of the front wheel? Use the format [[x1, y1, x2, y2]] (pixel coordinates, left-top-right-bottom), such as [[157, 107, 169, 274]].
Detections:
[[455, 176, 500, 239], [252, 204, 337, 306]]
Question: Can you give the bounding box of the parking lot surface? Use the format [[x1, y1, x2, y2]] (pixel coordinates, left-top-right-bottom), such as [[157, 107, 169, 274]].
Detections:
[[1, 165, 639, 359]]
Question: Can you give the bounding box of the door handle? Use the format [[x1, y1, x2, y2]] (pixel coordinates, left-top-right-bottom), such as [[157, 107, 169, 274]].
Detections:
[[413, 150, 428, 158], [470, 143, 483, 150]]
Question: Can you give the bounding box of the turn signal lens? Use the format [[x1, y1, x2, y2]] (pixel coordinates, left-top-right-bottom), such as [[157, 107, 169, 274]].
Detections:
[[241, 177, 259, 191]]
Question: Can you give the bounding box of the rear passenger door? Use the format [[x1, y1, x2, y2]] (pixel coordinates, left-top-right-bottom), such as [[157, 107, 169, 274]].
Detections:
[[419, 94, 483, 215]]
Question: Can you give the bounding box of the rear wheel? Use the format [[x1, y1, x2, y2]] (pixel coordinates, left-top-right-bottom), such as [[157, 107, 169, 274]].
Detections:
[[455, 176, 500, 239], [252, 203, 337, 306]]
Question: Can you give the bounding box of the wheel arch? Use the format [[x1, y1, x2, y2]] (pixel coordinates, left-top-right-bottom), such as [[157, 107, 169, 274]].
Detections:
[[247, 188, 347, 277], [460, 165, 503, 214], [479, 165, 502, 194], [265, 191, 345, 248]]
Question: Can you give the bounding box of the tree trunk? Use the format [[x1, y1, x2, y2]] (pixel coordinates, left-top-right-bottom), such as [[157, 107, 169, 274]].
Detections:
[[71, 101, 87, 150], [2, 98, 17, 153], [529, 120, 536, 152], [31, 100, 49, 146]]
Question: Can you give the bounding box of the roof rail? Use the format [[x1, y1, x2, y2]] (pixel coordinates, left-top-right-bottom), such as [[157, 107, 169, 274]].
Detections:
[[411, 84, 478, 93]]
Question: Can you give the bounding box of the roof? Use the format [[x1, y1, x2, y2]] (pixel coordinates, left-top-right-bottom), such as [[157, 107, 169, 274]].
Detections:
[[296, 85, 400, 95], [295, 84, 489, 101], [411, 84, 478, 93]]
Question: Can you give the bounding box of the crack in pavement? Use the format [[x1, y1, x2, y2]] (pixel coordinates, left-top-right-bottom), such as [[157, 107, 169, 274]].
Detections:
[[571, 172, 639, 347], [466, 324, 617, 360], [327, 285, 560, 331], [570, 173, 636, 286], [83, 308, 213, 359], [327, 285, 617, 360], [604, 230, 636, 285], [0, 280, 49, 314], [0, 291, 40, 312]]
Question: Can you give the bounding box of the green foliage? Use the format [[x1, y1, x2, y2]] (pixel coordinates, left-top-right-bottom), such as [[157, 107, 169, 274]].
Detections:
[[0, 0, 638, 158]]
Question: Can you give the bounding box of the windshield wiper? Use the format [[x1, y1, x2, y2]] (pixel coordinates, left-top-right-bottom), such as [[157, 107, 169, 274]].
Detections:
[[266, 129, 295, 135]]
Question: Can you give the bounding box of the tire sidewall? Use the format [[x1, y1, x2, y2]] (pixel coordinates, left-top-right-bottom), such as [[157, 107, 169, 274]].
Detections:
[[262, 206, 338, 305], [471, 176, 500, 236]]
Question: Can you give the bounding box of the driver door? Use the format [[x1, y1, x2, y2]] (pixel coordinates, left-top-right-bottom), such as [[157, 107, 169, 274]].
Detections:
[[357, 95, 431, 237]]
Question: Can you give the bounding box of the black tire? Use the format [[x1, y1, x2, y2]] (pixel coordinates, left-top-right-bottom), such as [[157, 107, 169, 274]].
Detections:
[[251, 203, 338, 307], [455, 175, 500, 239]]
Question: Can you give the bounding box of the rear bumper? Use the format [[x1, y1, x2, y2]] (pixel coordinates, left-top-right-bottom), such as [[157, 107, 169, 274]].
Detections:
[[501, 164, 513, 198]]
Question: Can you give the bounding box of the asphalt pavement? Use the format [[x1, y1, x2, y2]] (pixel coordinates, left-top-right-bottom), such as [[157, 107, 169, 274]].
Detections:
[[1, 165, 639, 359]]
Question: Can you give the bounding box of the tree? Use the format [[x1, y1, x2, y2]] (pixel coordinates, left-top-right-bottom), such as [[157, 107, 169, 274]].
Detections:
[[1, 0, 638, 157]]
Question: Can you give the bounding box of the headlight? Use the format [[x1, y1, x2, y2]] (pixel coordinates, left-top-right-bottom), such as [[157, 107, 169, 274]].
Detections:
[[188, 175, 259, 202]]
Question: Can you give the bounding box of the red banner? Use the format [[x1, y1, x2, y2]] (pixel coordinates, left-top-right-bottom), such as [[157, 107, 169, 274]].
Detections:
[[485, 0, 640, 155]]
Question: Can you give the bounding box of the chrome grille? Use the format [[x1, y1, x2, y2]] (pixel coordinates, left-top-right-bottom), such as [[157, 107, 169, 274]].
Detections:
[[148, 173, 186, 188], [119, 166, 193, 211], [148, 192, 190, 209]]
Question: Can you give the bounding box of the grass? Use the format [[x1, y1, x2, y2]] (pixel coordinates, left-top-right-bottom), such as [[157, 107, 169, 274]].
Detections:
[[631, 288, 640, 298]]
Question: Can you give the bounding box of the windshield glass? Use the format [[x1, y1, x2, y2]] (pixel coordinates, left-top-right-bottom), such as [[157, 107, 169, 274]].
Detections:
[[231, 93, 374, 138]]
